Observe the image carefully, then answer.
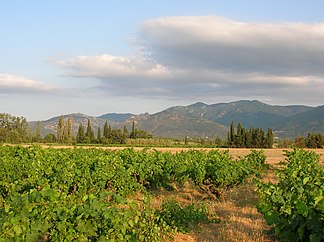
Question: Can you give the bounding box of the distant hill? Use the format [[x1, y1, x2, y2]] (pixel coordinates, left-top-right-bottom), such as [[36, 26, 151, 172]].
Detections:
[[274, 105, 324, 137], [98, 113, 134, 122], [29, 100, 323, 139], [29, 113, 119, 137]]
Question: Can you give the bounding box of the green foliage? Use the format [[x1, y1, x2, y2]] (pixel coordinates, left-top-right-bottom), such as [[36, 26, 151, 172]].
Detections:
[[159, 200, 219, 233], [129, 121, 152, 139], [306, 133, 324, 148], [43, 133, 57, 143], [0, 113, 27, 143], [227, 121, 274, 148], [291, 133, 324, 149], [57, 116, 73, 144], [256, 149, 324, 241], [0, 146, 266, 241]]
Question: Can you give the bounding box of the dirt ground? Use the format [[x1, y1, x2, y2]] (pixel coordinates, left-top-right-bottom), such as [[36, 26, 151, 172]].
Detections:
[[85, 147, 324, 164]]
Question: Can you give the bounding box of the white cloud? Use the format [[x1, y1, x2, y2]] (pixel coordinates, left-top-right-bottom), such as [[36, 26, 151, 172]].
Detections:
[[55, 54, 170, 80], [55, 16, 324, 105], [140, 16, 324, 75], [0, 74, 54, 93]]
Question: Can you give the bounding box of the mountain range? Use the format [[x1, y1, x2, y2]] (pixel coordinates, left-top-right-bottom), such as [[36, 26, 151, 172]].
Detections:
[[29, 100, 324, 139]]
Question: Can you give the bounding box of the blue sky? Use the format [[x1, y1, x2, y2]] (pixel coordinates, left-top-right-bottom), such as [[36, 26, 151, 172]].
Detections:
[[1, 1, 324, 120]]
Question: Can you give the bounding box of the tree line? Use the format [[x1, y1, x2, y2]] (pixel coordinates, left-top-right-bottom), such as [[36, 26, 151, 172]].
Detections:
[[57, 116, 152, 144], [0, 113, 322, 148], [282, 133, 324, 149], [0, 113, 153, 144], [0, 113, 27, 143], [226, 120, 274, 148]]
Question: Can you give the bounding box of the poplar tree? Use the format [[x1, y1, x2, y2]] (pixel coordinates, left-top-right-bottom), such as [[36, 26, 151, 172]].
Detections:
[[35, 120, 41, 142], [0, 113, 27, 143], [57, 115, 65, 143], [76, 123, 85, 143], [66, 118, 73, 144], [103, 121, 109, 139], [27, 126, 33, 143]]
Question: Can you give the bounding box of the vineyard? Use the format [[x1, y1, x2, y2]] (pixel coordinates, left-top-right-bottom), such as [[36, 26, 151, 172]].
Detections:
[[256, 149, 324, 241], [0, 145, 323, 241]]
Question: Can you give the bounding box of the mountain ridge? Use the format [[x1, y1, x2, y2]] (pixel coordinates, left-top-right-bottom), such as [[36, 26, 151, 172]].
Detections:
[[29, 100, 323, 139]]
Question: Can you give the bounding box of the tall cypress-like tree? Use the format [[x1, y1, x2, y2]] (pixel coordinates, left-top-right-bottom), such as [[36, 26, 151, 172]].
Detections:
[[130, 121, 136, 138], [108, 125, 112, 138], [97, 126, 101, 141], [35, 120, 41, 142], [103, 121, 109, 139], [85, 119, 93, 140], [229, 120, 235, 147], [65, 118, 73, 144], [235, 122, 245, 148], [57, 115, 65, 143], [227, 131, 231, 146], [76, 123, 85, 143], [266, 128, 274, 148], [245, 127, 253, 148]]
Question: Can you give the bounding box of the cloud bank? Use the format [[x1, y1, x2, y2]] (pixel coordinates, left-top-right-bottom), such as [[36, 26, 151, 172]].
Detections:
[[0, 74, 54, 93], [56, 16, 324, 104]]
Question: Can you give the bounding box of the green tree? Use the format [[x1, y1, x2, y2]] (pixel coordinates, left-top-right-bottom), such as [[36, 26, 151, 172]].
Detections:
[[266, 128, 274, 148], [123, 125, 128, 137], [110, 129, 126, 144], [76, 123, 85, 143], [85, 119, 94, 142], [57, 115, 65, 143], [108, 125, 112, 138], [43, 133, 57, 143], [27, 126, 33, 143], [235, 122, 245, 148], [306, 133, 323, 148], [245, 128, 253, 148], [103, 121, 109, 139], [229, 120, 235, 147], [35, 120, 41, 142], [133, 130, 152, 139], [65, 118, 73, 144], [214, 136, 223, 147], [130, 121, 136, 138], [97, 126, 101, 143], [0, 113, 28, 143]]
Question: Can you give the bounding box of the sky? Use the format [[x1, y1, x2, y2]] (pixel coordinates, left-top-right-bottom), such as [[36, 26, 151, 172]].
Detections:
[[1, 1, 324, 121]]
